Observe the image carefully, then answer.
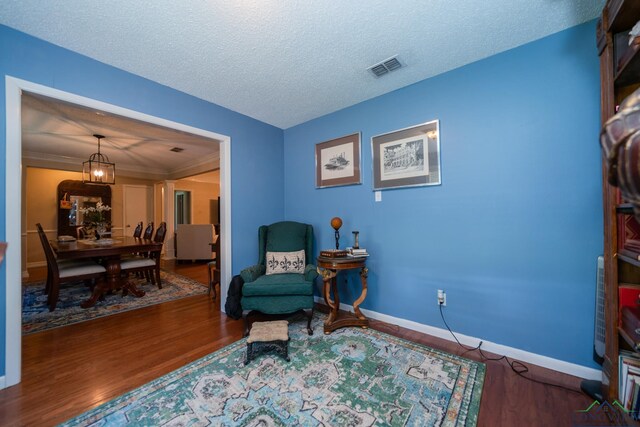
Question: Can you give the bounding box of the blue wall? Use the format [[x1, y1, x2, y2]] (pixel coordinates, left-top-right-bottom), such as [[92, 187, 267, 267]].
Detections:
[[0, 19, 603, 375], [0, 24, 285, 376], [284, 21, 603, 368]]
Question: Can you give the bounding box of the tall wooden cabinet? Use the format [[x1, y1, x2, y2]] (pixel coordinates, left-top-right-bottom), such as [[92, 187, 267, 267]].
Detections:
[[598, 0, 640, 401]]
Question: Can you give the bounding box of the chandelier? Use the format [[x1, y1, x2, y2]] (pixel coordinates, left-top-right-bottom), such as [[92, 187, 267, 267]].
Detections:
[[83, 134, 115, 185]]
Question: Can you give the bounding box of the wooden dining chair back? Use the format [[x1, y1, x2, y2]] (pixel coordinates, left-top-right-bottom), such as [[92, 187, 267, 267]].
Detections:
[[154, 222, 167, 243], [36, 223, 107, 311], [122, 222, 165, 289], [121, 242, 164, 289], [133, 221, 143, 238], [132, 223, 160, 282], [76, 226, 88, 240], [36, 223, 56, 295], [143, 222, 154, 240]]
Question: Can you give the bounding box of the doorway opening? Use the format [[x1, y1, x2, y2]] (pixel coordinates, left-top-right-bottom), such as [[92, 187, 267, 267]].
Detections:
[[5, 76, 233, 388], [175, 191, 192, 226]]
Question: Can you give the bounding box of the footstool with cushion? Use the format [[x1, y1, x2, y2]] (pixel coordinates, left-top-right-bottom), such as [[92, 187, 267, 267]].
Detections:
[[245, 320, 290, 365]]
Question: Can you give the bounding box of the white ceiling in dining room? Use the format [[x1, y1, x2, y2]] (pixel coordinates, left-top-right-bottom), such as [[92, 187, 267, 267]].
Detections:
[[21, 93, 220, 181], [0, 1, 604, 129]]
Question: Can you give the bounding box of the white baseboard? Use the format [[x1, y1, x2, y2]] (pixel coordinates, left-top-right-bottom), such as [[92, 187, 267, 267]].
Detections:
[[0, 375, 5, 390], [315, 297, 601, 381]]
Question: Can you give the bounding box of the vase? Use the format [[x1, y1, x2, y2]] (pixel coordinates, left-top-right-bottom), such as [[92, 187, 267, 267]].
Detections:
[[95, 223, 107, 240]]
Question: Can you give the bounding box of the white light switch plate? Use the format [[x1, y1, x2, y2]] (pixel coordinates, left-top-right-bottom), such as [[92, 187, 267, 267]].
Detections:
[[375, 191, 382, 202]]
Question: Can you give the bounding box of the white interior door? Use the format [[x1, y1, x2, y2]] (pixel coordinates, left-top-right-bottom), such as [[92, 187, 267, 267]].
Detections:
[[123, 185, 152, 237]]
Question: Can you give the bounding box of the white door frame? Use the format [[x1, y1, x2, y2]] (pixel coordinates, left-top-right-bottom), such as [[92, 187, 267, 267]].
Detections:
[[4, 76, 233, 388]]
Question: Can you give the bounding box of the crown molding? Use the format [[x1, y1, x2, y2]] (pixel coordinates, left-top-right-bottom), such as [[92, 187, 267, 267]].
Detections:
[[167, 153, 220, 180], [23, 150, 168, 181], [23, 150, 219, 182]]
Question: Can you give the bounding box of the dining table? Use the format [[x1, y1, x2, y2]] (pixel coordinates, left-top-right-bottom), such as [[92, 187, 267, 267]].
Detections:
[[50, 236, 163, 308]]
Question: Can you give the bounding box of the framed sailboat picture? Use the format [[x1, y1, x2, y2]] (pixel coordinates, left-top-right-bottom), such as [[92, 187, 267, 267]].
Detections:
[[315, 132, 362, 188]]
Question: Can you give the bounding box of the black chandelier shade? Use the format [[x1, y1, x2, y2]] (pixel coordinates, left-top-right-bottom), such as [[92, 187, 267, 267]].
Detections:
[[82, 134, 115, 185]]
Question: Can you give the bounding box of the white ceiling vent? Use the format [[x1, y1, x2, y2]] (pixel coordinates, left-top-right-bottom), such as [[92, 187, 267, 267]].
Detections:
[[368, 56, 403, 78]]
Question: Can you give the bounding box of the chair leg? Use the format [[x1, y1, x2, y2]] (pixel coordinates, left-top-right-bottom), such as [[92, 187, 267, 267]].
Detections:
[[48, 278, 60, 312], [207, 262, 216, 299], [243, 311, 253, 337], [155, 266, 162, 289], [304, 308, 314, 335], [244, 342, 253, 365], [45, 270, 52, 295]]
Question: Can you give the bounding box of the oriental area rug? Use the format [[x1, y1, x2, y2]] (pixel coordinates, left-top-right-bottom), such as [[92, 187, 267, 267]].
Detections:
[[61, 316, 485, 426], [22, 270, 207, 334]]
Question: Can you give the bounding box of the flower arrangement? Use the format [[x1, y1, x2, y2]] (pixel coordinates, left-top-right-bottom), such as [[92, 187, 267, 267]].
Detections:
[[79, 202, 111, 227]]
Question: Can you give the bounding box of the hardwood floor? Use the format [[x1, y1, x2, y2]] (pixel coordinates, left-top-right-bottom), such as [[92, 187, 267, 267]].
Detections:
[[1, 261, 592, 426]]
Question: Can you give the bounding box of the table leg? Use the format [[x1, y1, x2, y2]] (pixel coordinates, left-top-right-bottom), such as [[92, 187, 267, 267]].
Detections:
[[81, 257, 145, 308], [81, 258, 121, 308], [80, 278, 110, 308], [318, 267, 338, 333], [123, 280, 146, 298], [353, 267, 369, 323], [120, 262, 146, 298], [331, 275, 340, 318], [319, 264, 369, 333]]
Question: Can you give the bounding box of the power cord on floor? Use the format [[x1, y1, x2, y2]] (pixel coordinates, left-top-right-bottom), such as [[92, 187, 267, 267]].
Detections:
[[438, 303, 584, 395]]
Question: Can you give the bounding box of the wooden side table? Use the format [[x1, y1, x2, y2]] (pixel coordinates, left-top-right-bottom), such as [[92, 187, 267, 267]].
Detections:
[[317, 255, 369, 334]]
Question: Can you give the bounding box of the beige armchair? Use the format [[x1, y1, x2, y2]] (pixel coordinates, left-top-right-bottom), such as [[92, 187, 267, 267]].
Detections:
[[176, 224, 216, 261]]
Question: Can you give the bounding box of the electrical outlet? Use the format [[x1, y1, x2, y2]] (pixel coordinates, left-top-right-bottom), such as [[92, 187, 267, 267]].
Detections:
[[437, 289, 446, 306]]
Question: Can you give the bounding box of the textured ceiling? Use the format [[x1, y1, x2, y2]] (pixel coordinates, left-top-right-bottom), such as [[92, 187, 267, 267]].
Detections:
[[0, 1, 605, 129]]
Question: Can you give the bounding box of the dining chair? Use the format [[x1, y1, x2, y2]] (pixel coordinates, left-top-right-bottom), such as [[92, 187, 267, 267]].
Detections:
[[36, 223, 107, 311], [208, 234, 220, 299], [76, 226, 89, 239], [144, 221, 167, 282], [142, 222, 154, 240], [154, 222, 167, 243], [133, 221, 154, 261], [121, 222, 166, 289], [133, 221, 143, 238]]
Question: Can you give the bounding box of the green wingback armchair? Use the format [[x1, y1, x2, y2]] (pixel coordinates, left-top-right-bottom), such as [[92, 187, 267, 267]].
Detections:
[[240, 221, 317, 335]]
